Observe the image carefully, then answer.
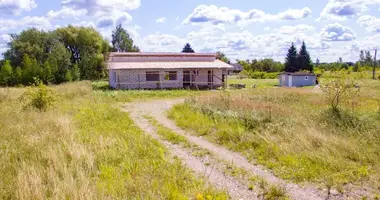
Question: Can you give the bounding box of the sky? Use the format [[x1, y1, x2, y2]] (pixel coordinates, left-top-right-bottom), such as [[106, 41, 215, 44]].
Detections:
[[1, 0, 380, 63]]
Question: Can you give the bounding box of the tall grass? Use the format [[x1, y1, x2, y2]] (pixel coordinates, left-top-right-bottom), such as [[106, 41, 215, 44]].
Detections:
[[0, 81, 227, 199], [168, 82, 380, 192]]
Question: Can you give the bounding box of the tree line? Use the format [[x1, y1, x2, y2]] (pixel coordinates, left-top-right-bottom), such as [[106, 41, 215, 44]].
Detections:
[[0, 25, 139, 86]]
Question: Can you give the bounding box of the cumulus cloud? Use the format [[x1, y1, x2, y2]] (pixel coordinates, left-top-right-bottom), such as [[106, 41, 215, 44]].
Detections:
[[46, 7, 87, 20], [145, 33, 185, 46], [0, 16, 51, 32], [156, 17, 166, 23], [61, 0, 140, 16], [274, 24, 316, 35], [321, 23, 355, 41], [0, 0, 37, 15], [183, 5, 312, 25], [96, 16, 115, 28], [357, 15, 380, 33], [319, 0, 380, 21]]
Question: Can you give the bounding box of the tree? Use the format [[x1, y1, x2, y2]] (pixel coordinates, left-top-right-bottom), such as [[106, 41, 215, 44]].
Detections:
[[216, 51, 230, 63], [182, 43, 195, 53], [0, 60, 13, 86], [284, 43, 298, 72], [42, 61, 54, 84], [71, 63, 80, 81], [111, 24, 139, 52], [296, 41, 313, 72], [21, 54, 34, 85], [316, 58, 320, 66]]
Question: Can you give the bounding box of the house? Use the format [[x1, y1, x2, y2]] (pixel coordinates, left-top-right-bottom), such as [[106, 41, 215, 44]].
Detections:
[[107, 52, 233, 89], [228, 63, 243, 75], [279, 73, 317, 87]]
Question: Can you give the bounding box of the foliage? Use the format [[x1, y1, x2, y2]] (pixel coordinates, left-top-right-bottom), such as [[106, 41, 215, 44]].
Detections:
[[321, 74, 360, 111], [2, 26, 114, 86], [284, 43, 298, 72], [21, 78, 57, 111], [111, 24, 140, 52], [297, 42, 313, 72], [182, 43, 195, 53], [238, 58, 284, 73], [0, 60, 13, 86], [216, 51, 230, 63]]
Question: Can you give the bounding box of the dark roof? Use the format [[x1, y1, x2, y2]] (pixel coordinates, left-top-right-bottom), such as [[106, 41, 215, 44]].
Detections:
[[109, 52, 216, 57], [281, 72, 315, 76], [229, 63, 243, 71]]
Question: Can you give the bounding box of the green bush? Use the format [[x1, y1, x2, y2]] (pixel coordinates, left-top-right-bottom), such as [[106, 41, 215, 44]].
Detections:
[[21, 79, 58, 111], [248, 72, 280, 79]]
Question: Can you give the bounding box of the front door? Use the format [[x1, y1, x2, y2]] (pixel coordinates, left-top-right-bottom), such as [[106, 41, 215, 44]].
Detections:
[[208, 70, 213, 86], [183, 71, 190, 86]]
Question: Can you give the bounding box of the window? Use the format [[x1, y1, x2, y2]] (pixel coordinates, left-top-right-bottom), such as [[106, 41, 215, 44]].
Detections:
[[305, 76, 309, 80], [164, 71, 177, 81], [113, 71, 117, 82], [146, 71, 160, 81]]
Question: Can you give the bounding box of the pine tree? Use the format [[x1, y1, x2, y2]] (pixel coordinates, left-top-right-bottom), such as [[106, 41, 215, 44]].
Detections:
[[182, 43, 195, 53], [284, 43, 298, 72], [22, 54, 34, 85], [12, 67, 23, 86], [296, 41, 313, 72]]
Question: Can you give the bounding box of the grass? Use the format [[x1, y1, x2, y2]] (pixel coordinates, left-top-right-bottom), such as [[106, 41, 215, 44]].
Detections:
[[168, 80, 380, 194], [92, 80, 211, 102], [0, 81, 228, 199], [227, 76, 278, 88]]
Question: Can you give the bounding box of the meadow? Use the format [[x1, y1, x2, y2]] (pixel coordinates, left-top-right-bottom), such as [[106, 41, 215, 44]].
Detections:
[[0, 82, 227, 199], [168, 79, 380, 196]]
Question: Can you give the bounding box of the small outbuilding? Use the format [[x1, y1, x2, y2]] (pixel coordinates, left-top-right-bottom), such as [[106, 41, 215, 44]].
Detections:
[[279, 72, 317, 87], [228, 63, 243, 75]]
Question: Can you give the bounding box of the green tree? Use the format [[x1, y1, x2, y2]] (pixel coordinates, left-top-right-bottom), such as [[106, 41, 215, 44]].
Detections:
[[182, 43, 195, 53], [21, 54, 34, 85], [284, 43, 298, 72], [65, 70, 73, 82], [49, 42, 71, 83], [12, 67, 23, 86], [296, 42, 313, 72], [216, 51, 230, 63], [71, 63, 80, 81], [42, 61, 54, 84], [111, 24, 139, 52], [0, 60, 13, 86]]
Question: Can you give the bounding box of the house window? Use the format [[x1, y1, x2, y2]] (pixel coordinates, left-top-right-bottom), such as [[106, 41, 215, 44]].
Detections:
[[164, 71, 177, 81], [305, 76, 308, 80], [146, 71, 160, 81]]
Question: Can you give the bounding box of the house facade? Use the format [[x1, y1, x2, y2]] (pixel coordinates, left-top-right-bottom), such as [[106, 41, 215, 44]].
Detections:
[[107, 53, 232, 89], [279, 73, 317, 87]]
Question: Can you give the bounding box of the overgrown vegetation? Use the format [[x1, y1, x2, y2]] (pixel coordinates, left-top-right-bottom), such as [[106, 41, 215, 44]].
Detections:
[[168, 80, 380, 195], [0, 82, 227, 199]]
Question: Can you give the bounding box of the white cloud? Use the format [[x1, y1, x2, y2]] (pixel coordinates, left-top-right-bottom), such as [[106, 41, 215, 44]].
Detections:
[[61, 0, 140, 16], [96, 16, 115, 28], [183, 5, 312, 25], [321, 23, 356, 41], [357, 15, 380, 33], [319, 0, 380, 21], [0, 16, 51, 32], [156, 17, 166, 23], [0, 0, 36, 15], [46, 7, 87, 20], [274, 24, 316, 35]]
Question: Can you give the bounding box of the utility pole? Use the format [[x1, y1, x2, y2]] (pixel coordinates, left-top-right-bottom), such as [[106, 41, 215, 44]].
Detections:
[[373, 49, 377, 80]]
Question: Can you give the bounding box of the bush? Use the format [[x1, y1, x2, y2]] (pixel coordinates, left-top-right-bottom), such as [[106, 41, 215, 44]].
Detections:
[[21, 79, 58, 111]]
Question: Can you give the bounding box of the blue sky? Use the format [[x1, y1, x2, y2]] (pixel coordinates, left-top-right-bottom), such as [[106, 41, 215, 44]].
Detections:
[[1, 0, 380, 62]]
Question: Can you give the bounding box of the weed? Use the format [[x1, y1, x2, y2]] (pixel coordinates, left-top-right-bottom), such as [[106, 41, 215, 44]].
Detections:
[[21, 79, 57, 111], [263, 185, 288, 200]]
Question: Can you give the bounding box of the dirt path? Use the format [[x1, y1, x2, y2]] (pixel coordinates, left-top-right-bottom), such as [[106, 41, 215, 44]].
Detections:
[[123, 99, 328, 200], [124, 100, 257, 200]]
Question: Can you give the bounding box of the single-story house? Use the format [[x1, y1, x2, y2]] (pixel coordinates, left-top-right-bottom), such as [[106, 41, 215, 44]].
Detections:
[[107, 52, 233, 89], [279, 73, 317, 87], [228, 63, 244, 75]]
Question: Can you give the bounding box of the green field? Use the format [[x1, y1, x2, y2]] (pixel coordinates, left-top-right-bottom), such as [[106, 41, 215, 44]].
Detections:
[[0, 82, 227, 199], [168, 79, 380, 195]]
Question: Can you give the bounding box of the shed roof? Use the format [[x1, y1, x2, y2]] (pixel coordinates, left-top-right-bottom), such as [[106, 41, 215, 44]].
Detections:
[[107, 59, 233, 70], [281, 72, 316, 76], [229, 63, 244, 71]]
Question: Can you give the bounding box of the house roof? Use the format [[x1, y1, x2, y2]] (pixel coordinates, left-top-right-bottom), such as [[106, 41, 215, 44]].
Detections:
[[281, 72, 316, 76], [108, 52, 216, 57], [229, 63, 243, 71], [107, 60, 233, 70]]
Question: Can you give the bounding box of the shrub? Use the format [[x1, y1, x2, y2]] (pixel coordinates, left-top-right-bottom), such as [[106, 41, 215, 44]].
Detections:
[[21, 78, 58, 111], [321, 74, 360, 111]]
